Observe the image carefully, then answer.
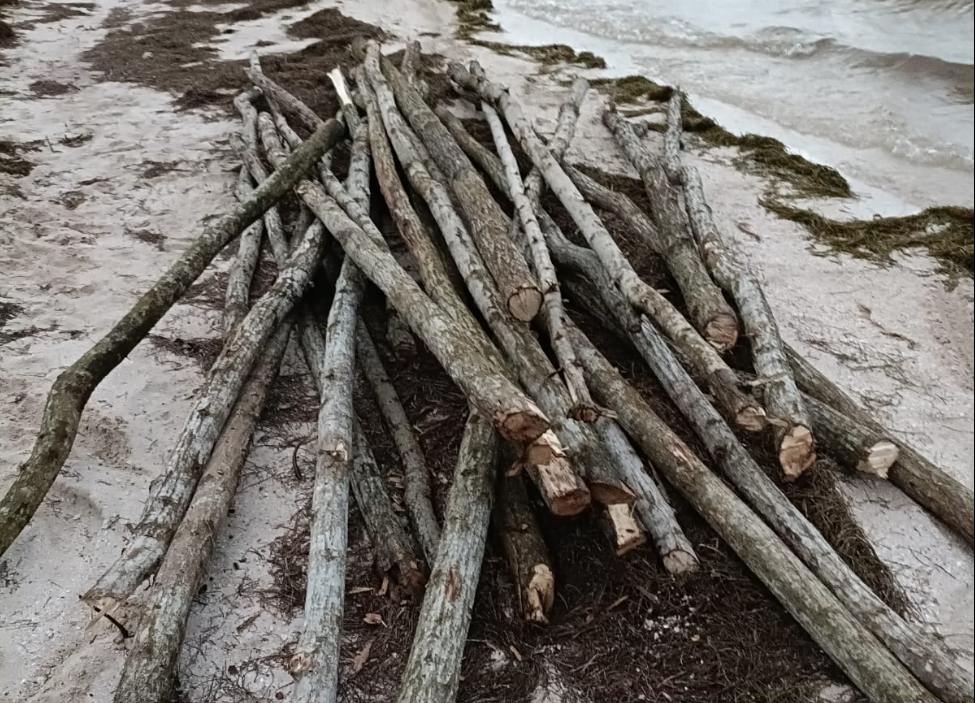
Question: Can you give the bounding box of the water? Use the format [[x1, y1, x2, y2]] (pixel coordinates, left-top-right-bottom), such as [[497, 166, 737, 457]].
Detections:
[[493, 0, 975, 210]]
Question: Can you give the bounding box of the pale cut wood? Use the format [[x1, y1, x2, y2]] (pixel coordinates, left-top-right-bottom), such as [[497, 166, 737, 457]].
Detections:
[[483, 102, 596, 421], [595, 417, 699, 573], [112, 325, 289, 703], [0, 119, 342, 559], [604, 503, 647, 555], [786, 346, 974, 545], [223, 166, 264, 335], [496, 473, 556, 623], [570, 328, 939, 703], [602, 106, 738, 353], [680, 163, 815, 478], [358, 328, 440, 562], [83, 199, 330, 613], [620, 319, 972, 703], [363, 41, 543, 321], [395, 413, 499, 703]]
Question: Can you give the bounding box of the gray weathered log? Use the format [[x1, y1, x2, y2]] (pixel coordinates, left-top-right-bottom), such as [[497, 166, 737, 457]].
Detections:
[[680, 163, 815, 478], [223, 166, 265, 334], [595, 417, 699, 573], [246, 53, 324, 134], [0, 118, 342, 559], [111, 325, 289, 703], [786, 346, 974, 545], [571, 328, 939, 703], [619, 319, 971, 703], [602, 106, 738, 352], [496, 472, 556, 623], [395, 413, 499, 703], [662, 92, 683, 184], [364, 41, 543, 321]]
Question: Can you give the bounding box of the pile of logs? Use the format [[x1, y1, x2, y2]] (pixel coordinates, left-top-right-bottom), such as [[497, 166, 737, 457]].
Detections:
[[0, 39, 972, 703]]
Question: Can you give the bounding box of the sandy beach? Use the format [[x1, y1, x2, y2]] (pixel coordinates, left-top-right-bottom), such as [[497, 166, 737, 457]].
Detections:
[[1, 0, 972, 701]]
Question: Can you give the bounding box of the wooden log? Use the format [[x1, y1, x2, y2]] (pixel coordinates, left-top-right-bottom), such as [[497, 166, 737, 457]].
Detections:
[[395, 413, 499, 703], [351, 419, 425, 595], [482, 102, 597, 421], [595, 417, 699, 573], [570, 328, 940, 703], [223, 166, 264, 334], [0, 119, 342, 559], [662, 92, 683, 184], [679, 163, 815, 479], [111, 325, 289, 703], [358, 327, 440, 562], [362, 41, 543, 322], [400, 40, 422, 84], [786, 346, 974, 545], [619, 319, 972, 703], [246, 53, 324, 134], [496, 473, 556, 623], [603, 503, 646, 555], [601, 107, 738, 353], [83, 200, 330, 613]]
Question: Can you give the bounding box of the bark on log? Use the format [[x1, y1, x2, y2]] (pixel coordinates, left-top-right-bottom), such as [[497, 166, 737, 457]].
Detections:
[[363, 41, 543, 321], [680, 163, 815, 479], [662, 92, 683, 184], [351, 419, 425, 595], [395, 413, 499, 703], [0, 119, 341, 559], [358, 327, 440, 562], [111, 325, 289, 703], [620, 319, 972, 703], [496, 473, 556, 623], [83, 188, 330, 613], [223, 166, 264, 334], [786, 346, 975, 545], [595, 417, 699, 573], [570, 328, 940, 703], [400, 40, 421, 84], [246, 53, 324, 134], [602, 107, 738, 352], [483, 102, 596, 421]]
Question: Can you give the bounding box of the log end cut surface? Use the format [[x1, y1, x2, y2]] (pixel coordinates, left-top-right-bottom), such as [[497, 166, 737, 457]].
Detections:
[[508, 286, 544, 322], [705, 313, 740, 353], [859, 441, 899, 479], [780, 425, 816, 481]]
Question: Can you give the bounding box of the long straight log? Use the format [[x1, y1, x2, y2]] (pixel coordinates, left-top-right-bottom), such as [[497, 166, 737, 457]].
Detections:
[[678, 161, 815, 479], [570, 329, 939, 703], [112, 325, 289, 703], [395, 413, 499, 703], [616, 319, 972, 703], [786, 346, 975, 545], [363, 40, 542, 322], [496, 472, 556, 623], [450, 62, 765, 434], [223, 166, 264, 334], [601, 105, 738, 352], [0, 119, 342, 559], [83, 203, 330, 613]]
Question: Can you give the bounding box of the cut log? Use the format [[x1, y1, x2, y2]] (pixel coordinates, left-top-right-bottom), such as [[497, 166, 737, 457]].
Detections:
[[679, 163, 815, 479], [570, 327, 940, 703], [786, 346, 975, 545], [603, 503, 646, 555], [395, 412, 499, 703], [0, 118, 342, 559], [612, 318, 972, 703], [496, 473, 556, 623], [111, 325, 289, 703], [246, 53, 324, 134], [351, 419, 425, 595], [83, 201, 330, 613], [362, 41, 543, 321], [595, 417, 699, 573], [601, 106, 738, 353], [223, 166, 264, 335], [400, 40, 421, 84], [483, 102, 596, 421], [358, 327, 440, 562], [662, 92, 683, 184]]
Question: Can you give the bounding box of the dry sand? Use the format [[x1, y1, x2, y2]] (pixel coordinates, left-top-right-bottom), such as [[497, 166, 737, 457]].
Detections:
[[1, 0, 972, 701]]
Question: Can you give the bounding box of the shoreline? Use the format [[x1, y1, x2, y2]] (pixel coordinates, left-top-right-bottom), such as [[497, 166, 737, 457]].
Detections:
[[1, 0, 973, 700]]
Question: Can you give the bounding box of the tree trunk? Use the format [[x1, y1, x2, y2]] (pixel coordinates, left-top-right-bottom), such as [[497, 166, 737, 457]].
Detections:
[[619, 319, 972, 703], [0, 119, 342, 559], [595, 417, 699, 573], [570, 326, 940, 703], [496, 473, 556, 623], [601, 106, 738, 352], [83, 207, 330, 613], [662, 92, 683, 184], [111, 325, 289, 703], [679, 163, 815, 479], [394, 412, 499, 703], [786, 346, 974, 545], [223, 166, 264, 334]]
